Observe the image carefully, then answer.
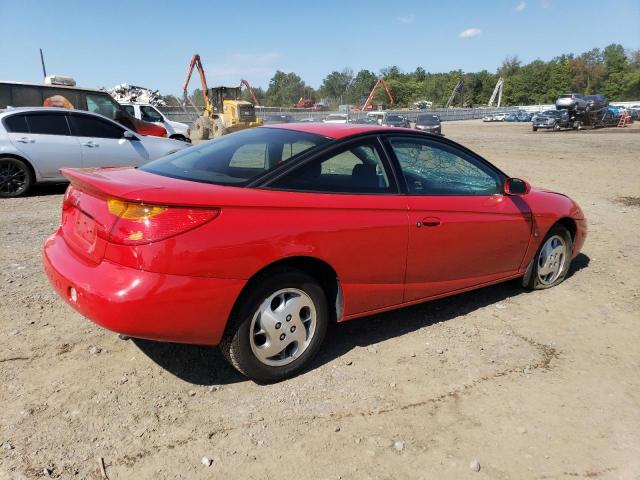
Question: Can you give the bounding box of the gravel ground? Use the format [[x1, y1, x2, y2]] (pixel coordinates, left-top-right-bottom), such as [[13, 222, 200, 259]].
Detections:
[[1, 121, 639, 479]]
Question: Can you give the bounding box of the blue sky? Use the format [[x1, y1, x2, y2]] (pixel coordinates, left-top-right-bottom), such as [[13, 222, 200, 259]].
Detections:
[[0, 0, 638, 96]]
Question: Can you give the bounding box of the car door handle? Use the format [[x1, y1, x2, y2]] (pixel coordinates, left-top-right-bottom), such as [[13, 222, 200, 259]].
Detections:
[[82, 141, 99, 148], [416, 217, 441, 228], [16, 137, 34, 144]]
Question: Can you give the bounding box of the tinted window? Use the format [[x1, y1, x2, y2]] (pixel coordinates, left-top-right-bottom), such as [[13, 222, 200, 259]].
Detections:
[[3, 114, 29, 133], [123, 105, 135, 116], [42, 89, 80, 109], [142, 128, 327, 186], [140, 106, 163, 122], [389, 137, 500, 195], [69, 114, 124, 138], [270, 141, 394, 194], [86, 93, 120, 121], [11, 86, 43, 107], [0, 84, 10, 108], [27, 114, 71, 135]]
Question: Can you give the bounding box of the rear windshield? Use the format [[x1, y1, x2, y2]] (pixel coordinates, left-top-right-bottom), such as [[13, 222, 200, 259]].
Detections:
[[141, 127, 328, 186], [385, 115, 403, 122]]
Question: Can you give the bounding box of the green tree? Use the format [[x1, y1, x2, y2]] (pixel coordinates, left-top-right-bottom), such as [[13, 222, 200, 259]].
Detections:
[[320, 68, 354, 102], [265, 71, 307, 107]]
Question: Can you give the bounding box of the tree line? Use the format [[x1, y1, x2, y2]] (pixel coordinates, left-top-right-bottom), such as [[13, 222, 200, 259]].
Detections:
[[167, 44, 639, 108]]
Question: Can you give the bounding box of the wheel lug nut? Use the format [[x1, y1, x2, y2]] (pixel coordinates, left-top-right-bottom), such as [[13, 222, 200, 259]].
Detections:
[[280, 333, 286, 341], [275, 322, 281, 329], [290, 326, 296, 333], [286, 315, 292, 322]]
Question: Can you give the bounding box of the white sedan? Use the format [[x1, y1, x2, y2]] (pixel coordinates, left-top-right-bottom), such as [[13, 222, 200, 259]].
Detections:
[[0, 107, 189, 197], [322, 114, 348, 124]]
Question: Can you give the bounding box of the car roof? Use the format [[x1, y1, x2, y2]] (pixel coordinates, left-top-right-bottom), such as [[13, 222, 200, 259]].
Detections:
[[0, 80, 104, 93], [0, 106, 118, 121], [263, 123, 414, 139]]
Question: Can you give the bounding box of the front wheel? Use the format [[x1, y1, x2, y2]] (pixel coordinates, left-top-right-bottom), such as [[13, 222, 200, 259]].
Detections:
[[0, 157, 33, 198], [220, 269, 329, 383], [532, 126, 538, 132], [523, 225, 573, 290]]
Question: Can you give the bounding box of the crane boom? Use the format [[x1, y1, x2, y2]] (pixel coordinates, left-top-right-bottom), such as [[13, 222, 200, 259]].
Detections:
[[361, 79, 394, 112], [240, 79, 260, 106], [182, 54, 210, 105], [445, 79, 464, 108], [488, 77, 504, 107]]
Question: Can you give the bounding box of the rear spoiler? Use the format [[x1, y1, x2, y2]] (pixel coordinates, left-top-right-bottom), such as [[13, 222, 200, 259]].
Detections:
[[61, 167, 164, 202]]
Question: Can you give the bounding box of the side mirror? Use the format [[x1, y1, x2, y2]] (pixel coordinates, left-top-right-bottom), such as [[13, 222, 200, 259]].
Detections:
[[123, 130, 138, 141], [504, 178, 531, 195]]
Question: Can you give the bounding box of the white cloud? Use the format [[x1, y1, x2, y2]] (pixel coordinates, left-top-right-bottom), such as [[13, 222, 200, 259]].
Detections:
[[515, 1, 527, 11], [398, 14, 416, 25], [459, 28, 481, 39]]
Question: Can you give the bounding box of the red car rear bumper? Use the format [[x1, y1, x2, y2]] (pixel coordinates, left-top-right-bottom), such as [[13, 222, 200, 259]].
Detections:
[[43, 229, 245, 345]]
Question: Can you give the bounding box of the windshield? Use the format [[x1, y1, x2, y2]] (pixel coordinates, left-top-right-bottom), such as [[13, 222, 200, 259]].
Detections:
[[417, 115, 439, 124], [141, 127, 328, 186], [385, 115, 403, 122], [543, 110, 560, 116]]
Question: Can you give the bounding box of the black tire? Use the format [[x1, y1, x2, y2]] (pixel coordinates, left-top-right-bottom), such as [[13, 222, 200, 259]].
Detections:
[[532, 126, 538, 132], [192, 116, 210, 141], [0, 157, 33, 198], [553, 123, 561, 131], [220, 268, 329, 383], [523, 224, 573, 290]]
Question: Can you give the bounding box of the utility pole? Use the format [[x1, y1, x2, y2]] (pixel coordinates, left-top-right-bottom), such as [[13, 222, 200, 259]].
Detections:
[[39, 49, 47, 79]]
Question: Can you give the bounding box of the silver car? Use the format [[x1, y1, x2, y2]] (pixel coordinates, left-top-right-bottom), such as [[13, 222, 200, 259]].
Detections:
[[0, 107, 189, 197]]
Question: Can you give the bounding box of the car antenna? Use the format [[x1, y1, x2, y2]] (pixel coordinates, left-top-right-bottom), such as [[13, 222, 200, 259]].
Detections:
[[39, 48, 47, 79]]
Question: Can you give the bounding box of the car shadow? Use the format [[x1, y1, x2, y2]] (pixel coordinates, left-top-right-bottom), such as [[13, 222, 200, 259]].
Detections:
[[133, 253, 590, 386], [28, 183, 68, 197]]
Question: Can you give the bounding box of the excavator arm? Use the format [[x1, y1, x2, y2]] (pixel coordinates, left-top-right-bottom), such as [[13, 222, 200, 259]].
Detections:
[[182, 54, 210, 105], [240, 79, 260, 106], [361, 79, 395, 112]]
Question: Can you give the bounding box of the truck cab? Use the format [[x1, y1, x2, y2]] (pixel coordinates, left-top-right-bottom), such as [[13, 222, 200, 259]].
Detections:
[[121, 104, 190, 142]]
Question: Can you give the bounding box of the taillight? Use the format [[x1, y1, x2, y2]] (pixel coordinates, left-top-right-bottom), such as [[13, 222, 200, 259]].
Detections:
[[107, 199, 219, 245]]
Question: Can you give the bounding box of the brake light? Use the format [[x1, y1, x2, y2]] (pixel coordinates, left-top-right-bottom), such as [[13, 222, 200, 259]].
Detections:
[[107, 199, 219, 245]]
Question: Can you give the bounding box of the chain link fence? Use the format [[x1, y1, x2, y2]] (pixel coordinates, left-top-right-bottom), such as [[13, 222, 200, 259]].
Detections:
[[159, 102, 637, 126]]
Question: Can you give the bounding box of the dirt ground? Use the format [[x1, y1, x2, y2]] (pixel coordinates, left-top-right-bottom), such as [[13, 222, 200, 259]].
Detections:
[[1, 121, 639, 480]]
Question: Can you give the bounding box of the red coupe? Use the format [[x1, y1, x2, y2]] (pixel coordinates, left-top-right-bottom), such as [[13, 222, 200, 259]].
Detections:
[[43, 124, 587, 383]]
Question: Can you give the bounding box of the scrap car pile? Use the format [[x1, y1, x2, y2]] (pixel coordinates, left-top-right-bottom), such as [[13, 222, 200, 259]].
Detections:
[[108, 83, 166, 106], [532, 93, 635, 132]]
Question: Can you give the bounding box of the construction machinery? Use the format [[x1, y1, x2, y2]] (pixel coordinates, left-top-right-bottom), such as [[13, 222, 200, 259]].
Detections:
[[182, 54, 262, 141], [352, 79, 394, 112], [444, 79, 464, 108], [488, 77, 504, 107]]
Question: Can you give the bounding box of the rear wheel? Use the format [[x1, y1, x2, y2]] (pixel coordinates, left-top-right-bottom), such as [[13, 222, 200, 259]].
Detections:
[[0, 157, 32, 198], [220, 269, 328, 383], [524, 224, 573, 290], [211, 118, 226, 138], [532, 126, 538, 132]]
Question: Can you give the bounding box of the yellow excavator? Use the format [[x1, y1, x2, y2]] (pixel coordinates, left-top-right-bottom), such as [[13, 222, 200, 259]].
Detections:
[[182, 54, 262, 141]]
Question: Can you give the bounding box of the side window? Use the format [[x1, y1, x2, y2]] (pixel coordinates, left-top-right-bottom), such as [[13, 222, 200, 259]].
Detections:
[[26, 114, 71, 135], [123, 105, 135, 117], [270, 141, 394, 194], [42, 89, 79, 109], [140, 106, 163, 123], [0, 84, 10, 108], [86, 93, 119, 121], [389, 137, 500, 195], [11, 86, 43, 107], [3, 114, 29, 133], [69, 114, 124, 139]]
